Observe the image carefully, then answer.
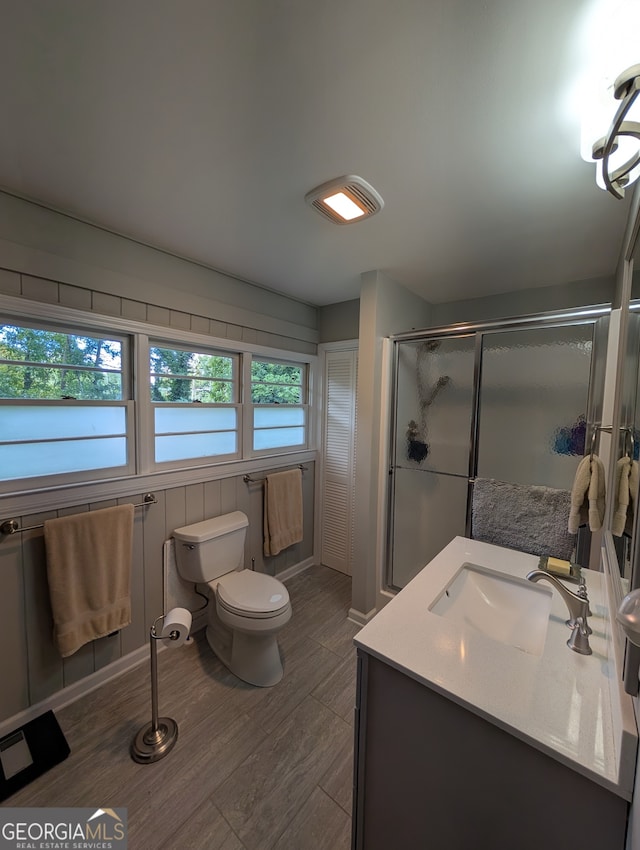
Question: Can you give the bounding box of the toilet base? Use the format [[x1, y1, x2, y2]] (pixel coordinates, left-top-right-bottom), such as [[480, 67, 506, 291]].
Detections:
[[206, 624, 284, 687]]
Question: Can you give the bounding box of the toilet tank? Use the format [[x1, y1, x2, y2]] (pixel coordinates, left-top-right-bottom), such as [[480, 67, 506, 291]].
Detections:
[[173, 511, 249, 583]]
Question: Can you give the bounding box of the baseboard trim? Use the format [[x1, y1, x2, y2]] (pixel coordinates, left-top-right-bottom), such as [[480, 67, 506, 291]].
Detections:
[[0, 558, 316, 741], [276, 557, 314, 583], [0, 644, 153, 741], [348, 606, 377, 627]]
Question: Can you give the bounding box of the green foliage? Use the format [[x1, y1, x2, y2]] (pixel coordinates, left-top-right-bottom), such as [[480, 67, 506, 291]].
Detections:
[[251, 360, 302, 403], [0, 325, 122, 400], [150, 347, 233, 403]]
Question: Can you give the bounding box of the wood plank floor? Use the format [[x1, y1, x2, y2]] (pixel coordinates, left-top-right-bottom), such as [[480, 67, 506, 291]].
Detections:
[[6, 565, 360, 850]]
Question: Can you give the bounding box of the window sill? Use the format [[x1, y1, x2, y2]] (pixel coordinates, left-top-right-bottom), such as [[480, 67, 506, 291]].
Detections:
[[0, 449, 317, 518]]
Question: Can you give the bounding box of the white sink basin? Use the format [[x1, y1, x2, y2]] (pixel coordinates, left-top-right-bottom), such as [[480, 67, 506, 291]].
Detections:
[[429, 562, 553, 655]]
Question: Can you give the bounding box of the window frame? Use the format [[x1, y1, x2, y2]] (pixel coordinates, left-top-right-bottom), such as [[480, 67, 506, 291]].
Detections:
[[0, 293, 317, 510], [246, 355, 310, 456], [0, 315, 134, 493], [148, 339, 241, 470]]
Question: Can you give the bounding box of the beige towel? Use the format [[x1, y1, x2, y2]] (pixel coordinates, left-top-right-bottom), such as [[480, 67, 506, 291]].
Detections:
[[630, 460, 639, 535], [612, 457, 639, 537], [612, 456, 632, 536], [568, 454, 606, 533], [263, 469, 303, 556], [44, 504, 134, 657]]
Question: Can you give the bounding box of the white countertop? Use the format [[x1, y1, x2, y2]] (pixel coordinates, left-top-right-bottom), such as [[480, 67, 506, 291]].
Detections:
[[354, 536, 638, 800]]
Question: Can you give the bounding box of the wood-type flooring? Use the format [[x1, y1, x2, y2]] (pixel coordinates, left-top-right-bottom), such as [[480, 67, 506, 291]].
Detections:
[[6, 565, 359, 850]]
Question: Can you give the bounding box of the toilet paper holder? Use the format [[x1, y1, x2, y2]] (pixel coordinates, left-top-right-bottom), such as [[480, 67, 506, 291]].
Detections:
[[130, 608, 192, 764]]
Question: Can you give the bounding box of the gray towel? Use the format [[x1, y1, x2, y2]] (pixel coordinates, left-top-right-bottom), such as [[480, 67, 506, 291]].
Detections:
[[472, 478, 575, 561]]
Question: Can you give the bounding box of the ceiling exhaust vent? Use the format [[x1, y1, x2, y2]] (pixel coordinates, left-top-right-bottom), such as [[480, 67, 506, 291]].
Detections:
[[305, 175, 384, 224]]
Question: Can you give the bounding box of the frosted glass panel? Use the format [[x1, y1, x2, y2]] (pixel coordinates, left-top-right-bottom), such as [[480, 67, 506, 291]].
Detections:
[[477, 325, 593, 489], [395, 336, 475, 476], [1, 405, 126, 441], [254, 407, 305, 427], [0, 438, 127, 479], [391, 468, 469, 588], [154, 406, 236, 434], [253, 427, 305, 450], [155, 432, 237, 462]]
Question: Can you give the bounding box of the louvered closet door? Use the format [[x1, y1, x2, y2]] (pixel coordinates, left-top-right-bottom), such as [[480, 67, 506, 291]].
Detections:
[[321, 349, 358, 575]]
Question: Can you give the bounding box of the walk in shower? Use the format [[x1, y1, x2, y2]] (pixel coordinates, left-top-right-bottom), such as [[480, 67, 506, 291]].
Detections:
[[387, 309, 610, 590]]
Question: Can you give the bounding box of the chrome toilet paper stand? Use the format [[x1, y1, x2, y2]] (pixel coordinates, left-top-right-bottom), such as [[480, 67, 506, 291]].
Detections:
[[131, 614, 182, 764]]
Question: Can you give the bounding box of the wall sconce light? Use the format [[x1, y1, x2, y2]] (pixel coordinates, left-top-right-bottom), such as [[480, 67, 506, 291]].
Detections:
[[590, 63, 640, 199]]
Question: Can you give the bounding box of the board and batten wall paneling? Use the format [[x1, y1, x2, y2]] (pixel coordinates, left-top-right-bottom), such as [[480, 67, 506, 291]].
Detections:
[[0, 464, 315, 726], [0, 533, 28, 718]]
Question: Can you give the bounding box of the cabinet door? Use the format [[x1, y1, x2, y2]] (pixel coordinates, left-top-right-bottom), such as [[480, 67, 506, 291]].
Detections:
[[353, 652, 628, 850]]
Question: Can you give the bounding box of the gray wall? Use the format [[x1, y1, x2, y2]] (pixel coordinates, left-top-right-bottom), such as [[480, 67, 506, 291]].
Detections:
[[318, 299, 360, 343], [431, 276, 615, 327], [0, 193, 318, 726], [0, 466, 315, 725], [0, 192, 318, 352]]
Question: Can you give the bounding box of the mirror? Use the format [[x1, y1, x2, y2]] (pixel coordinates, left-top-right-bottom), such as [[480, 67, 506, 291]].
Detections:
[[604, 188, 640, 694]]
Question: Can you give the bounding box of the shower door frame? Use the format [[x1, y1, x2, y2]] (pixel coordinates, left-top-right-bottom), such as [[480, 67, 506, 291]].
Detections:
[[385, 305, 611, 593]]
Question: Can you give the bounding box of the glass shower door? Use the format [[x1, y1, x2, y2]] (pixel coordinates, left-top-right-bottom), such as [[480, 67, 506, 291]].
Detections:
[[476, 324, 594, 489], [389, 335, 476, 588]]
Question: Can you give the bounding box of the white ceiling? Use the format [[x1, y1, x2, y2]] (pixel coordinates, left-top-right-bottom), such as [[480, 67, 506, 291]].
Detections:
[[0, 0, 631, 307]]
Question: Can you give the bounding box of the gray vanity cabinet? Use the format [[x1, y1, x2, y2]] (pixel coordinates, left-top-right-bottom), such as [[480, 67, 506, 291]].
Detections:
[[352, 650, 629, 850]]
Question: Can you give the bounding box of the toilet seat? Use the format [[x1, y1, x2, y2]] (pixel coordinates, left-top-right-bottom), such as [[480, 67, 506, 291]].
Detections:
[[216, 571, 290, 619]]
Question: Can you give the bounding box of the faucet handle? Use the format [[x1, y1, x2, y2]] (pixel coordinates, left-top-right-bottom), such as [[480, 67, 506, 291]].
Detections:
[[567, 617, 592, 655], [577, 581, 593, 617]]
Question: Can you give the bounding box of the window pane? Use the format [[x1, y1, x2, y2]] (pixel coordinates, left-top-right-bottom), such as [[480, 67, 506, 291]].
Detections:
[[251, 359, 304, 403], [151, 376, 232, 402], [0, 437, 127, 479], [253, 427, 305, 450], [1, 405, 126, 441], [155, 432, 237, 462], [254, 407, 305, 428], [150, 346, 234, 402], [0, 324, 123, 400], [155, 406, 237, 434]]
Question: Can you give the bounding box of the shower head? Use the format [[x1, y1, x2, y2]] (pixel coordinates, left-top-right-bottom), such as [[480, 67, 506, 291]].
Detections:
[[422, 340, 441, 352]]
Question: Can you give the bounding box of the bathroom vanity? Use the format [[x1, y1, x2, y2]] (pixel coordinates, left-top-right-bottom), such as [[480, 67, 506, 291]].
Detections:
[[352, 537, 637, 850]]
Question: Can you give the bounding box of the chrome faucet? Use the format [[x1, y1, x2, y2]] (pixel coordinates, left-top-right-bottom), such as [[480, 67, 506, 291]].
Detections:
[[526, 569, 592, 655]]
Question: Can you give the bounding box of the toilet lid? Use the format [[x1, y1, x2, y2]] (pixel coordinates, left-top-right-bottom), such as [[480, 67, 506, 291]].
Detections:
[[217, 571, 290, 615]]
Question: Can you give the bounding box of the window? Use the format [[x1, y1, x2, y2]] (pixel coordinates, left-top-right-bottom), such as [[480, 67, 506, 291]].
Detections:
[[0, 320, 132, 485], [250, 357, 307, 452], [150, 344, 239, 464]]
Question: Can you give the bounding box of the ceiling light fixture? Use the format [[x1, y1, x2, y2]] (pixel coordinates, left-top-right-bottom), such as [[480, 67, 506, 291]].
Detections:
[[305, 175, 384, 224], [589, 63, 640, 199]]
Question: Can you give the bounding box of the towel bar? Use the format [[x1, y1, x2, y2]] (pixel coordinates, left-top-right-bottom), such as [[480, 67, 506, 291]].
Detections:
[[589, 424, 635, 460], [243, 464, 308, 484], [0, 493, 158, 538]]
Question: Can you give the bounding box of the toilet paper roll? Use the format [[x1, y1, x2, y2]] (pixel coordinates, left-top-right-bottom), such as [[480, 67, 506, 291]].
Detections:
[[160, 607, 192, 648]]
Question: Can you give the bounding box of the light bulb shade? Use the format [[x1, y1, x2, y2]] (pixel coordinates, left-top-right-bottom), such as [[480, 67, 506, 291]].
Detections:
[[305, 176, 384, 224], [591, 66, 640, 198]]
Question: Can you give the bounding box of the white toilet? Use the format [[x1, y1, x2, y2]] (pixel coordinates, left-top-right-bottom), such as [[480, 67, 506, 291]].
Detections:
[[173, 511, 291, 687]]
